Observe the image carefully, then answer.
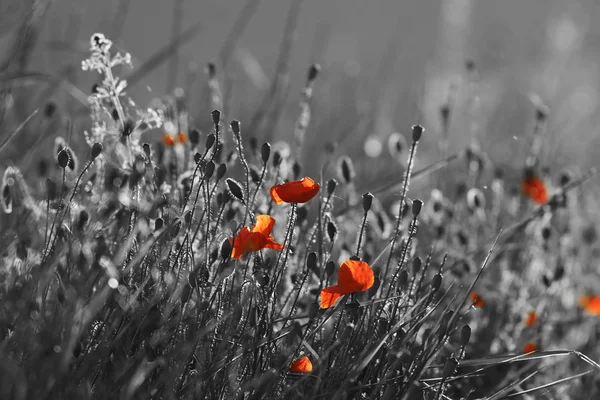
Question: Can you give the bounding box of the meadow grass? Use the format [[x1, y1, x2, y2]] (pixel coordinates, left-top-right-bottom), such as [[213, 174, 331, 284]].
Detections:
[[1, 4, 600, 399]]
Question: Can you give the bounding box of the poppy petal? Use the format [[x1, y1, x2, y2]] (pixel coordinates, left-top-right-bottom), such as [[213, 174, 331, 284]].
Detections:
[[270, 177, 320, 204], [252, 214, 276, 236], [337, 260, 374, 294], [319, 285, 344, 309], [521, 176, 548, 204], [290, 356, 312, 373], [523, 342, 537, 353]]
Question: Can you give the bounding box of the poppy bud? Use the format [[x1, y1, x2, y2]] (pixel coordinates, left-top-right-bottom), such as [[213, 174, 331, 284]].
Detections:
[[442, 356, 458, 379], [44, 102, 57, 118], [230, 120, 241, 136], [467, 188, 485, 210], [249, 137, 258, 153], [206, 61, 216, 78], [542, 274, 551, 288], [216, 163, 227, 180], [91, 143, 103, 159], [211, 109, 221, 126], [460, 324, 471, 346], [272, 151, 282, 168], [261, 142, 271, 164], [411, 199, 423, 217], [45, 178, 57, 199], [338, 156, 356, 184], [411, 125, 424, 142], [412, 257, 422, 275], [431, 273, 442, 291], [143, 143, 151, 158], [155, 218, 164, 231], [398, 270, 409, 289], [292, 161, 302, 180], [204, 161, 215, 180], [325, 260, 335, 277], [221, 238, 232, 259], [327, 221, 337, 243], [249, 167, 261, 184], [307, 252, 319, 276], [327, 179, 337, 196], [308, 64, 320, 81], [77, 209, 89, 230], [184, 210, 193, 226], [57, 149, 69, 169], [226, 178, 245, 203], [189, 129, 200, 145], [362, 192, 374, 213], [205, 133, 216, 150]]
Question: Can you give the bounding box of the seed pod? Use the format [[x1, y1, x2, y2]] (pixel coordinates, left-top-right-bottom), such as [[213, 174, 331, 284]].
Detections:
[[261, 142, 271, 164], [230, 120, 241, 136], [155, 218, 164, 231], [411, 125, 424, 142], [225, 178, 245, 204], [412, 199, 423, 217], [362, 192, 374, 213], [398, 270, 409, 289], [57, 149, 70, 169], [91, 143, 103, 159], [211, 109, 221, 126]]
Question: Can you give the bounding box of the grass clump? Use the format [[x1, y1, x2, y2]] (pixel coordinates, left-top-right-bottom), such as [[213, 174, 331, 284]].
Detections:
[[1, 31, 600, 400]]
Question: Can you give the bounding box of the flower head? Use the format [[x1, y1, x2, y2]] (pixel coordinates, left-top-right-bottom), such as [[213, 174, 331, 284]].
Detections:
[[229, 215, 284, 259], [163, 134, 175, 147], [521, 175, 548, 204], [525, 310, 537, 327], [523, 342, 537, 353], [579, 295, 600, 315], [290, 356, 312, 373], [470, 292, 484, 308], [270, 177, 320, 205], [319, 260, 374, 309], [177, 132, 187, 144]]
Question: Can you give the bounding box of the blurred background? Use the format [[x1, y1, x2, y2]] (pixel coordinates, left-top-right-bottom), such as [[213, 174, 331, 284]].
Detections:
[[1, 0, 599, 191]]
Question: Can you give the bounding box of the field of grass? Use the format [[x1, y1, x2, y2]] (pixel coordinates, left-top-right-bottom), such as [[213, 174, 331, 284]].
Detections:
[[2, 1, 600, 399]]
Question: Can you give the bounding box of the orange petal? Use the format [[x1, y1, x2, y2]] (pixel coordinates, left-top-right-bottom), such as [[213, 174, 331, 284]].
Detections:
[[264, 236, 285, 251], [521, 176, 548, 204], [337, 260, 374, 294], [290, 356, 312, 373], [580, 295, 600, 315], [319, 286, 344, 309], [162, 134, 175, 147], [523, 342, 537, 353], [525, 310, 537, 327], [470, 292, 484, 308], [177, 132, 187, 144], [270, 177, 320, 204], [251, 215, 276, 236], [230, 229, 266, 259]]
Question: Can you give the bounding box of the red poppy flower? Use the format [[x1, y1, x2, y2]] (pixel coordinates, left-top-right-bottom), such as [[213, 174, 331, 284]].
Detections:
[[319, 260, 375, 309], [525, 310, 537, 327], [177, 132, 187, 144], [270, 177, 320, 205], [521, 176, 548, 204], [229, 215, 284, 259], [579, 295, 600, 315], [523, 342, 537, 353], [163, 134, 175, 147], [470, 292, 484, 308], [290, 356, 312, 373]]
